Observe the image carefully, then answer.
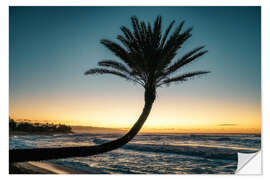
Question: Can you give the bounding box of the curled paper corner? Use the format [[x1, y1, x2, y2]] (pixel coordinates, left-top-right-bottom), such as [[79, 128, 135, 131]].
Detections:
[[235, 150, 262, 174]]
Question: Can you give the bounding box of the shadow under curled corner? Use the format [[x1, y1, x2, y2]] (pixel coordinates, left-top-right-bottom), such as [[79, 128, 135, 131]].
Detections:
[[235, 150, 262, 174]]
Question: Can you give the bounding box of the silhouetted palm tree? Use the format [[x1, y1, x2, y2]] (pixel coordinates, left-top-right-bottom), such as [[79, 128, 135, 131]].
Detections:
[[10, 16, 210, 163]]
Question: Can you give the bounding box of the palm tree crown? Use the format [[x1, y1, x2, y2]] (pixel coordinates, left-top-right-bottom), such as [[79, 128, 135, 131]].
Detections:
[[85, 16, 210, 101]]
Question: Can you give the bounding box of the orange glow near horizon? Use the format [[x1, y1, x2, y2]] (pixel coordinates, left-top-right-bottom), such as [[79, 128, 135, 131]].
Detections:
[[9, 91, 261, 134]]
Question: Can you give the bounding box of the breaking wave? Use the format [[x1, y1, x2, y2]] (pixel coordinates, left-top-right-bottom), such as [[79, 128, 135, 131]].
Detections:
[[93, 138, 257, 160]]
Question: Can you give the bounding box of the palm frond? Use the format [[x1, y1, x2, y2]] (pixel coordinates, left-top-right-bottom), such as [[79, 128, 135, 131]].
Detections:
[[131, 16, 142, 45], [98, 60, 131, 75], [180, 46, 206, 60], [159, 27, 193, 72], [97, 60, 145, 85], [158, 71, 210, 87], [153, 16, 162, 48], [117, 35, 132, 51], [160, 20, 175, 48], [165, 48, 208, 76], [100, 39, 129, 61], [163, 21, 185, 51], [100, 39, 141, 72], [120, 25, 135, 41], [147, 22, 153, 43], [84, 68, 144, 86], [140, 21, 148, 45]]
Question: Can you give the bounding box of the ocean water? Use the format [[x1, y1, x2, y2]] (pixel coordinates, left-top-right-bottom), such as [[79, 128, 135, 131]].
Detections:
[[9, 133, 261, 174]]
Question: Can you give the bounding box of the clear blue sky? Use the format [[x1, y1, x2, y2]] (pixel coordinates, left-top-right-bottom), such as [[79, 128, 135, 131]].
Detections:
[[9, 7, 261, 131]]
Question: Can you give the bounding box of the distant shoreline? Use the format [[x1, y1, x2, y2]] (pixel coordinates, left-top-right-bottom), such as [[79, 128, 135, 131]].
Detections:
[[9, 130, 261, 137], [9, 131, 74, 136], [9, 124, 261, 136]]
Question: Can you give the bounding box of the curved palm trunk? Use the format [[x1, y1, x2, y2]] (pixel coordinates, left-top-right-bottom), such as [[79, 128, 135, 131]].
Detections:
[[9, 89, 155, 163]]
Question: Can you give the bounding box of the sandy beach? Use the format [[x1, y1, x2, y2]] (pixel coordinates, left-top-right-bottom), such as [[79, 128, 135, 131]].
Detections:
[[10, 161, 89, 174]]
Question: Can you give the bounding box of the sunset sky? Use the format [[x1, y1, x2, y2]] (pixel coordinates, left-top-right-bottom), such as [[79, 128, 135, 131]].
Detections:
[[9, 7, 261, 133]]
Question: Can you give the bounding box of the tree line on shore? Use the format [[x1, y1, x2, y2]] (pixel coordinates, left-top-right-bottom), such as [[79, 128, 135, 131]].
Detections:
[[9, 118, 72, 133]]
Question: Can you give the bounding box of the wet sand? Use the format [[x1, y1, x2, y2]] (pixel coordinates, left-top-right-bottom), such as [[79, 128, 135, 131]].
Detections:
[[10, 161, 89, 174]]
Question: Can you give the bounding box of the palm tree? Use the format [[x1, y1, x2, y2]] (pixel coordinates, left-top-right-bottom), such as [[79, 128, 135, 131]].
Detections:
[[10, 16, 210, 163]]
